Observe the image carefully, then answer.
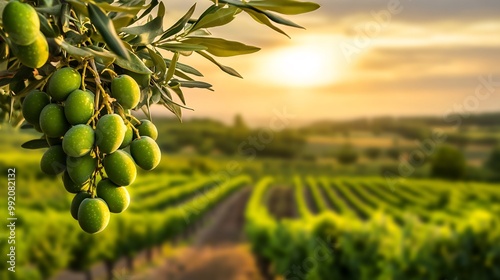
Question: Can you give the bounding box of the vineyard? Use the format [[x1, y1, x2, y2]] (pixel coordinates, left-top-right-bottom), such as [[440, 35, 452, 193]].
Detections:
[[2, 150, 500, 279], [246, 177, 500, 280], [0, 153, 251, 280]]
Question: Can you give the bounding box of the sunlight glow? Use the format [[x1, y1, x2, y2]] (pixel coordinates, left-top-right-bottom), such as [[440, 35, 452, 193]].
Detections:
[[259, 42, 344, 88]]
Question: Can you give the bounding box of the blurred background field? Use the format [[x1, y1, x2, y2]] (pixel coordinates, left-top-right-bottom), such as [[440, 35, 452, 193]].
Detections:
[[1, 111, 500, 280]]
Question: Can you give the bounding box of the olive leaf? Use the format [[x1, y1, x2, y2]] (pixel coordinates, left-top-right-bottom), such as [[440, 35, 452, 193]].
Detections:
[[112, 14, 135, 30], [86, 0, 147, 14], [168, 80, 186, 105], [173, 80, 213, 91], [156, 42, 208, 52], [166, 60, 203, 77], [21, 139, 50, 149], [173, 69, 194, 81], [147, 47, 167, 82], [38, 13, 58, 37], [190, 4, 240, 32], [243, 8, 290, 38], [136, 0, 158, 21], [152, 81, 193, 110], [113, 49, 152, 74], [88, 3, 130, 59], [247, 0, 320, 15], [55, 38, 94, 59], [182, 37, 260, 57], [196, 51, 242, 78], [165, 52, 180, 83], [121, 2, 165, 46], [159, 4, 196, 41], [216, 0, 306, 29]]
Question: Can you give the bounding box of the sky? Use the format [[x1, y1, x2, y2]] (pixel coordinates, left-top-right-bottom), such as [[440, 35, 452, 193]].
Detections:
[[154, 0, 500, 126]]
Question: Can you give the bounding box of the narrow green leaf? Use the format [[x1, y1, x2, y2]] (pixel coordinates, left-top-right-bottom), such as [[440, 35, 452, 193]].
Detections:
[[112, 14, 135, 29], [114, 49, 152, 74], [21, 139, 49, 149], [156, 42, 207, 52], [89, 1, 147, 14], [243, 8, 290, 38], [173, 79, 213, 90], [121, 2, 164, 35], [159, 4, 196, 41], [152, 81, 193, 110], [168, 80, 186, 105], [216, 0, 304, 29], [153, 83, 187, 122], [65, 30, 88, 45], [35, 4, 62, 15], [121, 2, 165, 45], [56, 40, 116, 66], [165, 59, 203, 77], [196, 51, 242, 78], [55, 38, 94, 59], [249, 0, 320, 15], [38, 13, 57, 37], [151, 86, 162, 104], [165, 52, 179, 83], [60, 3, 71, 33], [173, 70, 194, 81], [88, 3, 130, 59], [258, 8, 305, 29], [73, 0, 147, 14], [137, 0, 158, 21], [183, 37, 260, 57], [161, 99, 183, 121], [190, 4, 240, 32], [147, 47, 167, 81], [213, 0, 248, 9], [161, 89, 184, 120], [136, 87, 151, 110], [84, 46, 116, 67]]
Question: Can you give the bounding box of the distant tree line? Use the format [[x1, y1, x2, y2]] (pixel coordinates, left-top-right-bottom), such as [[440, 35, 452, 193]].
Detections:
[[154, 116, 306, 159], [301, 113, 500, 144]]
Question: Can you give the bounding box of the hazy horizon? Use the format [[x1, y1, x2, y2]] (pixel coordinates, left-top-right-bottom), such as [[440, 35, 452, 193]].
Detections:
[[148, 107, 500, 128], [151, 0, 500, 126]]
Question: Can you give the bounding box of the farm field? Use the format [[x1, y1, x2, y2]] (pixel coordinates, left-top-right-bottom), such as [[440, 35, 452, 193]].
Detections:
[[245, 177, 500, 280], [2, 114, 500, 280], [2, 148, 500, 280], [0, 152, 252, 280]]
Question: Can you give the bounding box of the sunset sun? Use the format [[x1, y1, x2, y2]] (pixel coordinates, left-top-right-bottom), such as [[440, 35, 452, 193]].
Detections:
[[260, 42, 344, 88]]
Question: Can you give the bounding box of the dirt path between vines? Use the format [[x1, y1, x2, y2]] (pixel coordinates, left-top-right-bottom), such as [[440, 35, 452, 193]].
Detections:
[[130, 187, 264, 280]]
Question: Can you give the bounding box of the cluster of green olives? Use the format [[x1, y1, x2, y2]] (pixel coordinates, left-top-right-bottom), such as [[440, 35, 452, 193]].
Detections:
[[2, 0, 49, 68], [22, 67, 161, 234]]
